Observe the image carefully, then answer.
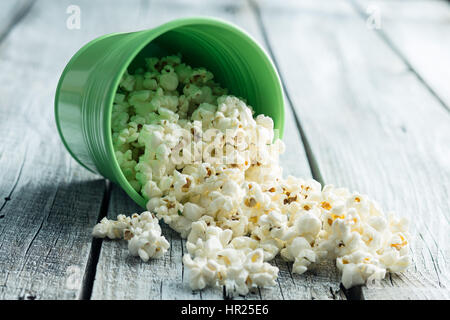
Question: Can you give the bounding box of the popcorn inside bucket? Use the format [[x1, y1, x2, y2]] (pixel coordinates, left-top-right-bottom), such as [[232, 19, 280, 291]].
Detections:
[[93, 54, 411, 295]]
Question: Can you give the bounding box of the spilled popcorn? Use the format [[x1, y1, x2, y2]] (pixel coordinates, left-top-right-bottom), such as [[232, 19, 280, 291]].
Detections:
[[93, 54, 411, 295], [93, 211, 169, 261]]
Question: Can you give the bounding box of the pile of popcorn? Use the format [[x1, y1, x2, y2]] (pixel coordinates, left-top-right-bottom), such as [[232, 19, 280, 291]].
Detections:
[[93, 55, 411, 295]]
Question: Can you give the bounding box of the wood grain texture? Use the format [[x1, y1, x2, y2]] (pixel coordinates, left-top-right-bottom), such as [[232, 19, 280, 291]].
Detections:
[[0, 0, 33, 43], [0, 0, 150, 299], [92, 184, 201, 300], [92, 0, 344, 300], [257, 0, 450, 299], [353, 0, 450, 110], [0, 0, 108, 299]]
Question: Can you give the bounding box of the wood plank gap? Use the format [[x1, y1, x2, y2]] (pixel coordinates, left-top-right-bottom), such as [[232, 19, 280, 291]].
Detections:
[[340, 284, 364, 300], [79, 179, 111, 300], [0, 0, 35, 46], [349, 0, 450, 113], [0, 145, 27, 215], [249, 0, 323, 185], [273, 259, 285, 300], [329, 286, 336, 300], [250, 0, 362, 300]]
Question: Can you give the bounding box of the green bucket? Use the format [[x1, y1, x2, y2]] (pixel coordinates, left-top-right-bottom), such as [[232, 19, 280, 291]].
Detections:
[[55, 17, 285, 208]]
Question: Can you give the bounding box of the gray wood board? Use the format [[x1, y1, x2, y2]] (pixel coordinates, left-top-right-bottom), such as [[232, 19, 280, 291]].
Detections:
[[257, 0, 450, 299], [0, 0, 145, 299]]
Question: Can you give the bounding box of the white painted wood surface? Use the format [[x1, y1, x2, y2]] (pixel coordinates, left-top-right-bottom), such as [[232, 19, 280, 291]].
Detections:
[[0, 0, 108, 300], [354, 0, 450, 110], [0, 0, 448, 300]]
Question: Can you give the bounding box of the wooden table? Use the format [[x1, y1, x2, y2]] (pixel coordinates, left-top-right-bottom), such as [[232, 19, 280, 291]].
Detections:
[[0, 0, 449, 300]]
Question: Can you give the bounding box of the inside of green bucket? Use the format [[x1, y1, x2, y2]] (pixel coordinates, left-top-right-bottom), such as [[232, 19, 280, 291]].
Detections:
[[126, 25, 284, 138]]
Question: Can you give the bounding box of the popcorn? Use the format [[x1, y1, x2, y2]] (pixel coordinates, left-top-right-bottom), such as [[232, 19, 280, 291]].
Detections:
[[182, 202, 206, 221], [183, 223, 278, 296], [159, 65, 179, 91], [336, 251, 387, 289], [92, 214, 130, 239], [92, 54, 411, 295], [92, 211, 169, 261], [127, 216, 170, 261], [182, 255, 224, 290]]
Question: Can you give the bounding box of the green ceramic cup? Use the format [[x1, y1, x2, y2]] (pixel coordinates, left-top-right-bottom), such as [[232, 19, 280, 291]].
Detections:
[[55, 17, 285, 208]]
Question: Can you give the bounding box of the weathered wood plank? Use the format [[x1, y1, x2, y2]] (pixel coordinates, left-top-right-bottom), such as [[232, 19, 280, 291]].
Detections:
[[92, 0, 343, 300], [353, 0, 450, 110], [0, 1, 34, 203], [257, 0, 450, 299], [0, 0, 33, 43], [0, 0, 149, 299], [0, 1, 107, 299], [92, 184, 202, 300]]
